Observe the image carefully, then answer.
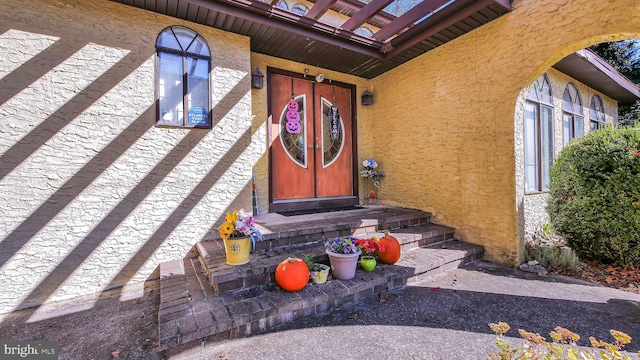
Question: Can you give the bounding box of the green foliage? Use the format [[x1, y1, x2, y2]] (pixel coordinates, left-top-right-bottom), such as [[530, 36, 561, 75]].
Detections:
[[487, 322, 638, 360], [547, 128, 640, 265], [618, 102, 640, 128], [303, 255, 320, 272], [590, 40, 640, 125], [525, 224, 581, 272]]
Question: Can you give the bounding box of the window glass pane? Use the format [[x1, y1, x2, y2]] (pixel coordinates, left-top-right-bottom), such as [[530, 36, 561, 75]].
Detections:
[[280, 96, 306, 167], [541, 106, 553, 190], [277, 0, 288, 9], [524, 102, 539, 192], [321, 98, 344, 167], [157, 29, 181, 50], [292, 3, 309, 15], [355, 27, 374, 37], [172, 28, 196, 51], [540, 76, 552, 104], [186, 57, 210, 126], [563, 113, 572, 146], [158, 52, 183, 124], [563, 89, 572, 112], [575, 116, 584, 138], [187, 36, 210, 57]]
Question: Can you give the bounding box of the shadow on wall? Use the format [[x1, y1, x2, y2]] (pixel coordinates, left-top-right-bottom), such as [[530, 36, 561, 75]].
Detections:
[[0, 24, 256, 321]]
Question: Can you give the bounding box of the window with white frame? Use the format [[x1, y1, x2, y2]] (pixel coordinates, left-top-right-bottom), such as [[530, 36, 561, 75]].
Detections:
[[156, 26, 211, 128], [562, 83, 584, 145], [589, 95, 606, 131], [524, 74, 554, 193]]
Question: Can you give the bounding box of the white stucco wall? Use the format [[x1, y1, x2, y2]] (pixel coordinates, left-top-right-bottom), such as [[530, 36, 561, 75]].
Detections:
[[515, 68, 619, 242], [0, 0, 261, 314]]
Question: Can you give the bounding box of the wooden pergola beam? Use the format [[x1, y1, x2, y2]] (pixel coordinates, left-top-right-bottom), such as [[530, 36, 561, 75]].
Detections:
[[306, 0, 338, 19], [372, 0, 452, 41], [340, 0, 395, 31]]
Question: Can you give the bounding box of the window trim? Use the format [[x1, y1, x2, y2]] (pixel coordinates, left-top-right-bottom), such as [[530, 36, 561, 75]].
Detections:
[[589, 94, 606, 131], [155, 26, 212, 129], [524, 74, 554, 194], [562, 83, 584, 145]]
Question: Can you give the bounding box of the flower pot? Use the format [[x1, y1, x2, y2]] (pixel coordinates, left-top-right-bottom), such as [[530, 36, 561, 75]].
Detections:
[[359, 255, 376, 272], [223, 237, 251, 265], [310, 264, 330, 284], [326, 249, 361, 280]]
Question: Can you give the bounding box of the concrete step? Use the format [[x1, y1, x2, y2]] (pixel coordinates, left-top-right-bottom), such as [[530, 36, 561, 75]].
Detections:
[[158, 239, 483, 352], [196, 222, 454, 295]]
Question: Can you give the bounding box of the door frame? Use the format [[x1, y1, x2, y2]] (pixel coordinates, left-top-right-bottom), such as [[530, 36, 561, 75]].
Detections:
[[267, 67, 359, 213]]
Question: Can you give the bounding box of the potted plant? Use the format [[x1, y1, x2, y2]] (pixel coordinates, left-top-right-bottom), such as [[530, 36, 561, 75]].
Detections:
[[304, 255, 330, 284], [354, 237, 386, 271], [217, 210, 264, 265], [325, 236, 361, 280]]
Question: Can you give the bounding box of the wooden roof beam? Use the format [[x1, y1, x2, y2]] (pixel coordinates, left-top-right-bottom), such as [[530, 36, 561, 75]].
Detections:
[[340, 0, 395, 31], [372, 0, 452, 41], [182, 0, 386, 58], [385, 0, 512, 57], [306, 0, 338, 19]]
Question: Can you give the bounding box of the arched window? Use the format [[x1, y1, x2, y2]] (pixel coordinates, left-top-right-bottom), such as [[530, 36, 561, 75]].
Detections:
[[354, 27, 374, 37], [562, 83, 584, 145], [524, 74, 554, 193], [292, 3, 309, 15], [156, 26, 211, 128], [589, 95, 606, 131], [277, 0, 289, 10]]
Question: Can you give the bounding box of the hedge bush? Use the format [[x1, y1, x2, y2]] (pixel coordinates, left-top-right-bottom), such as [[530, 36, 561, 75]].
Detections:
[[547, 127, 640, 265]]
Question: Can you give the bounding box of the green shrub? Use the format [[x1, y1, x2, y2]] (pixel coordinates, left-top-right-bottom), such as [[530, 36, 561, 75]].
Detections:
[[547, 128, 640, 265]]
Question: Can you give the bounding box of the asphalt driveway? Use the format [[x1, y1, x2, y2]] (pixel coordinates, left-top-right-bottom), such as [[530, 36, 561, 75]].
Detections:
[[1, 261, 639, 359]]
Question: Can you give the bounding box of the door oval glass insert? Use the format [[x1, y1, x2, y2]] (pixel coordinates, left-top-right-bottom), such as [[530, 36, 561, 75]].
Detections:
[[321, 97, 344, 168], [280, 95, 307, 168]]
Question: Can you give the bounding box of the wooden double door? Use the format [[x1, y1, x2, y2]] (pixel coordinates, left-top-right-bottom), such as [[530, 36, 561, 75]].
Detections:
[[269, 69, 358, 213]]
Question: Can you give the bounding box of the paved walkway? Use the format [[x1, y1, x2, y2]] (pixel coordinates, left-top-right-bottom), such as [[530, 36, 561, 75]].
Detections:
[[169, 261, 640, 360], [2, 260, 638, 359]]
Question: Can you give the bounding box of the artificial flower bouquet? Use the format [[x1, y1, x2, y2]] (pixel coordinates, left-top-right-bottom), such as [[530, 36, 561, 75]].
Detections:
[[217, 210, 264, 249]]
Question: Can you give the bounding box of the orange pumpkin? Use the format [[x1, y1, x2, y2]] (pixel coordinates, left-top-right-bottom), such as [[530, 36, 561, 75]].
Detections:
[[377, 232, 401, 264], [275, 257, 309, 292]]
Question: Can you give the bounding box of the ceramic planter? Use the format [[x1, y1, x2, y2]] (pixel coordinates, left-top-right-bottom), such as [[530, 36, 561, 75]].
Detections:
[[359, 255, 377, 271], [309, 264, 330, 284], [326, 248, 361, 280]]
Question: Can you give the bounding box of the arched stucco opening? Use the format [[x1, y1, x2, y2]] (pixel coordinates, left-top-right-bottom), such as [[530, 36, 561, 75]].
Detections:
[[514, 33, 640, 263], [367, 0, 639, 267]]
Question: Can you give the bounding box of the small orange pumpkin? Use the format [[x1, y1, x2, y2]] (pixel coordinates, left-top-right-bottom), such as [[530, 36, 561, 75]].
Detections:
[[377, 232, 401, 264], [275, 257, 309, 292]]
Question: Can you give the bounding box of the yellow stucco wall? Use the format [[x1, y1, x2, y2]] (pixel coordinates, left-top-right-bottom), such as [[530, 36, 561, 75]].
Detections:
[[365, 0, 640, 265]]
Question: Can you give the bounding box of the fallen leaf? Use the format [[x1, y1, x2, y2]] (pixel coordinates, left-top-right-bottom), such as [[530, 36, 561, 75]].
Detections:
[[111, 349, 120, 358]]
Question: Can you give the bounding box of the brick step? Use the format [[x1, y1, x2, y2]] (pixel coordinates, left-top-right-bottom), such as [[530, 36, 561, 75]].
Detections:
[[158, 239, 483, 352], [189, 207, 431, 262], [197, 222, 454, 294]]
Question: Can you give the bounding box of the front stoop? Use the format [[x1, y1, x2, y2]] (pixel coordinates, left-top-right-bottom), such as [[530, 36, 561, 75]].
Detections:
[[158, 238, 483, 352]]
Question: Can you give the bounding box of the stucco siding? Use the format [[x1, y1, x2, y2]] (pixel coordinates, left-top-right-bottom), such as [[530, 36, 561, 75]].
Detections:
[[366, 0, 640, 265], [0, 0, 258, 314]]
